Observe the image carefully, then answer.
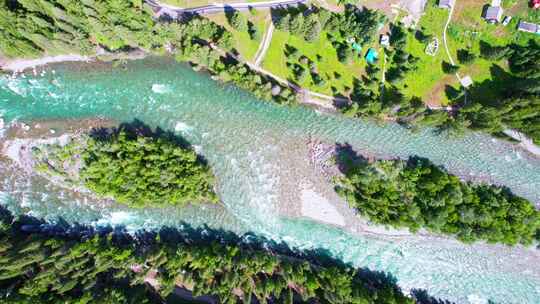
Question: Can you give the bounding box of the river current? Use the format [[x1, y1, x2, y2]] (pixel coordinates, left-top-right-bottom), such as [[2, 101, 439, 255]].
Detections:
[[0, 58, 539, 304]]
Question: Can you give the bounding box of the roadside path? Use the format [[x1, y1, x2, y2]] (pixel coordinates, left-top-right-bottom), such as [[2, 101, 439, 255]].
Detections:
[[442, 1, 461, 82], [253, 20, 274, 66]]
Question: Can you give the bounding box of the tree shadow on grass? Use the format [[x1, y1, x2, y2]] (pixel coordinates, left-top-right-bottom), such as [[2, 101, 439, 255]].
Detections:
[[223, 5, 240, 26], [466, 64, 514, 106], [444, 84, 465, 103]]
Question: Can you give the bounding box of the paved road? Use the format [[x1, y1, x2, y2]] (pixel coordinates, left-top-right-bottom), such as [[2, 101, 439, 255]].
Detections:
[[146, 0, 307, 15]]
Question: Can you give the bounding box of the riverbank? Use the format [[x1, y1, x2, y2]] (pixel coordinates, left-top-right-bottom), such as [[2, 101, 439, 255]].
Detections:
[[1, 55, 92, 73], [0, 49, 147, 72], [5, 52, 540, 163], [274, 134, 430, 238], [2, 57, 540, 303], [269, 134, 540, 302], [504, 129, 540, 157], [0, 118, 119, 204]]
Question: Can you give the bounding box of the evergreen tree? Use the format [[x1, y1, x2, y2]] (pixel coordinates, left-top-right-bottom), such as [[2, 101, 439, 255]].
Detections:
[[0, 211, 415, 304], [442, 61, 460, 74], [335, 156, 540, 245], [248, 22, 260, 40], [303, 14, 321, 42], [457, 49, 477, 65], [228, 11, 248, 32]]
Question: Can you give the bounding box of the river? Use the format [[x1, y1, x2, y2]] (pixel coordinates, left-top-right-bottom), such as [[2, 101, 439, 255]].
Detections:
[[0, 57, 539, 304]]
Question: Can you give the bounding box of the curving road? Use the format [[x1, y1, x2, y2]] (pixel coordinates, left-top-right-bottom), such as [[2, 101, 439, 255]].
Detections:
[[253, 20, 274, 67]]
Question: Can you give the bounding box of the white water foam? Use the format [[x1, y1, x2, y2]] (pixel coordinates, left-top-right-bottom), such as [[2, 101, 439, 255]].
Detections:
[[151, 84, 171, 94], [4, 78, 28, 97], [467, 294, 488, 304], [174, 121, 193, 133], [193, 145, 203, 154], [94, 211, 138, 231]]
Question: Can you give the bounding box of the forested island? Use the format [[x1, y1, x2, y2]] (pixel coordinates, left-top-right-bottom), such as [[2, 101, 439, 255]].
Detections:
[[32, 125, 218, 207], [335, 155, 540, 246]]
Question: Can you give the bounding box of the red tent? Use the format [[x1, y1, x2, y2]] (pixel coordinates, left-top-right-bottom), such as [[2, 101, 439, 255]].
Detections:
[[532, 0, 540, 9]]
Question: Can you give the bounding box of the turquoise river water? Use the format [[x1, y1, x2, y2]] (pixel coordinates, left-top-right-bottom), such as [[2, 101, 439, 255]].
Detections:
[[0, 58, 539, 304]]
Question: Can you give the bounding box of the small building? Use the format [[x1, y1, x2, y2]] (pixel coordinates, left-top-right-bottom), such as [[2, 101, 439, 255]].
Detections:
[[501, 16, 512, 26], [380, 34, 390, 47], [460, 75, 473, 88], [425, 37, 439, 56], [365, 48, 378, 64], [483, 5, 504, 23], [438, 0, 455, 9], [517, 21, 539, 33]]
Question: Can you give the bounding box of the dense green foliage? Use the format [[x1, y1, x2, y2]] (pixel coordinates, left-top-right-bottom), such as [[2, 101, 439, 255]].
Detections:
[[0, 216, 155, 303], [0, 0, 159, 57], [228, 10, 248, 32], [274, 5, 384, 45], [78, 130, 218, 207], [323, 6, 385, 45], [457, 40, 540, 144], [0, 0, 297, 104], [169, 17, 297, 104], [336, 156, 540, 246], [385, 25, 419, 85], [0, 212, 414, 304], [275, 9, 322, 42]]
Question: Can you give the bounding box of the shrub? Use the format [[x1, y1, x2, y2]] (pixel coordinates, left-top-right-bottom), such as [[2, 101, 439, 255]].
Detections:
[[337, 44, 354, 64], [248, 22, 260, 40], [442, 61, 459, 74], [228, 11, 248, 32], [457, 49, 476, 65]]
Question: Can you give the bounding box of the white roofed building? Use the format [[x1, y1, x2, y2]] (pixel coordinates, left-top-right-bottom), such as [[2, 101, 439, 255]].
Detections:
[[438, 0, 455, 9]]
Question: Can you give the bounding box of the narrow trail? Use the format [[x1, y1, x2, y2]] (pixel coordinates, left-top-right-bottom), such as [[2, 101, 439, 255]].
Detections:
[[253, 20, 274, 67], [442, 1, 461, 82]]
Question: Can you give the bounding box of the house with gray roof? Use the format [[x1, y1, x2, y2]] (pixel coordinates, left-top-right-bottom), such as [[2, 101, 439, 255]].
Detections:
[[483, 5, 503, 23], [517, 21, 539, 33]]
